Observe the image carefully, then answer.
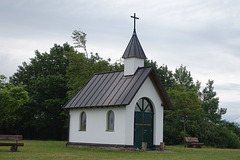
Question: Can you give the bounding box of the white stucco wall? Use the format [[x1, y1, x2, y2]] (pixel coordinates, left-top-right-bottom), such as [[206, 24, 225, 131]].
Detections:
[[69, 106, 126, 145], [125, 77, 164, 146], [124, 58, 144, 76]]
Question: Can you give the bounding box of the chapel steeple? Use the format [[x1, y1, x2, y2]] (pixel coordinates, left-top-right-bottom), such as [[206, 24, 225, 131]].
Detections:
[[122, 13, 147, 76]]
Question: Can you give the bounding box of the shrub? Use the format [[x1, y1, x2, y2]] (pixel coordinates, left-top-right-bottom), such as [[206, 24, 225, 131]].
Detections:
[[215, 126, 240, 149]]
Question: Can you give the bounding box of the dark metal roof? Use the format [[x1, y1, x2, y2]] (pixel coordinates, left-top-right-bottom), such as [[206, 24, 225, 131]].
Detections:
[[122, 31, 147, 59], [63, 66, 172, 110]]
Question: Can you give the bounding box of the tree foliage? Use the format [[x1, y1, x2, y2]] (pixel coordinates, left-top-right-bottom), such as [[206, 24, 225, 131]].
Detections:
[[9, 43, 71, 140], [162, 65, 240, 148], [202, 80, 227, 123], [174, 65, 195, 89], [0, 75, 29, 134], [144, 60, 174, 90], [166, 84, 202, 146], [72, 30, 88, 57], [65, 52, 114, 97]]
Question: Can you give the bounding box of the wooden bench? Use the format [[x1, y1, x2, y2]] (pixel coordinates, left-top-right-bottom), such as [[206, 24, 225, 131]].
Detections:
[[185, 137, 204, 148], [0, 135, 24, 152]]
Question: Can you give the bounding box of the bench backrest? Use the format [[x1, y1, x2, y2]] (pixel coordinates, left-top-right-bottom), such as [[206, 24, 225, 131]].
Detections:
[[185, 137, 199, 143], [0, 135, 23, 141]]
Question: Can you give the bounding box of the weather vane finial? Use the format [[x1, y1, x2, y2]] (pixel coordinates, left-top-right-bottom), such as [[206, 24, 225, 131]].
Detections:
[[131, 13, 139, 32]]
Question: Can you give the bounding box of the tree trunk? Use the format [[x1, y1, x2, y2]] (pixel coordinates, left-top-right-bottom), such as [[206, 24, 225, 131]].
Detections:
[[184, 116, 186, 147]]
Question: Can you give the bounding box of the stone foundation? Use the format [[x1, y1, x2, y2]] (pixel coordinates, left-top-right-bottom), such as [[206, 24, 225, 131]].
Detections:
[[67, 142, 136, 151], [67, 142, 165, 152]]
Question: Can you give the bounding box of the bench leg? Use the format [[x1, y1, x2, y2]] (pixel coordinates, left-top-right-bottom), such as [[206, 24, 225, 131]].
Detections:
[[187, 144, 194, 148], [10, 146, 18, 152]]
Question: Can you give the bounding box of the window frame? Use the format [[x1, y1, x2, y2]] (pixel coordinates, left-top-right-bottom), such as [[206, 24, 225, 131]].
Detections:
[[106, 110, 114, 132], [135, 98, 153, 113], [79, 111, 86, 131]]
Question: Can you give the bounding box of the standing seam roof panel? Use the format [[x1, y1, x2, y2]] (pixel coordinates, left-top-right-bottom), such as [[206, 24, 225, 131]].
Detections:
[[103, 77, 127, 106], [108, 77, 133, 106], [129, 40, 135, 57], [84, 73, 109, 107], [136, 38, 144, 57], [66, 75, 98, 108], [75, 74, 103, 107], [88, 72, 115, 107], [122, 67, 152, 104], [98, 71, 124, 106], [115, 68, 145, 105]]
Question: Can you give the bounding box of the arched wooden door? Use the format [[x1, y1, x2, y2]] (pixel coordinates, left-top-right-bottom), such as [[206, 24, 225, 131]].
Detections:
[[134, 98, 153, 149]]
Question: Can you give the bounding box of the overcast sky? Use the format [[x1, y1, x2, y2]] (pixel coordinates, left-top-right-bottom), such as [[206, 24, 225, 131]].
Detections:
[[1, 0, 240, 122]]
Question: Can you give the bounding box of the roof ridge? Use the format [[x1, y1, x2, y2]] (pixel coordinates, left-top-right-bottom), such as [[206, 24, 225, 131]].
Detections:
[[137, 66, 154, 69], [93, 69, 123, 76]]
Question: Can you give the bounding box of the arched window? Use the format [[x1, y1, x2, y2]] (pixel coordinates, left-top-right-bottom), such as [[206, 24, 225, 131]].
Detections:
[[80, 112, 86, 131], [135, 98, 153, 113], [107, 110, 114, 131]]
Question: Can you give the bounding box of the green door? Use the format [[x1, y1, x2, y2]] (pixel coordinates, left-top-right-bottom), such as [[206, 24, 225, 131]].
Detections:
[[134, 98, 153, 149]]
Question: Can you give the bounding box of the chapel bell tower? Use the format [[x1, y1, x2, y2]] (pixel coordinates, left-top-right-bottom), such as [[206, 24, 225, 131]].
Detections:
[[122, 13, 147, 76]]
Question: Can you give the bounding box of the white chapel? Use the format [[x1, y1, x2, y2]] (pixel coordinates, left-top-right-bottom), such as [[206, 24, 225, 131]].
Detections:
[[63, 13, 173, 150]]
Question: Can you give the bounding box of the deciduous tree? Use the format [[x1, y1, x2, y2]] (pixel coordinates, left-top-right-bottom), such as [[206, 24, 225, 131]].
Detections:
[[72, 30, 88, 57], [166, 84, 202, 146], [174, 64, 195, 89], [9, 43, 71, 139], [0, 75, 29, 134], [202, 80, 227, 123]]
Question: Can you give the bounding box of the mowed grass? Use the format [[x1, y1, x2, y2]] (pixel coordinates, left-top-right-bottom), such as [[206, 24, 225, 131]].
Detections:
[[0, 140, 240, 160]]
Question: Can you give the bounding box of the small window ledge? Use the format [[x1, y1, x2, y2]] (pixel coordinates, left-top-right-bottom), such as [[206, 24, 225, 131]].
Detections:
[[79, 129, 86, 132], [106, 129, 114, 132]]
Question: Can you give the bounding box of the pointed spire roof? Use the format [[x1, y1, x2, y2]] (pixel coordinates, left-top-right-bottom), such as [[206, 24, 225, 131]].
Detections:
[[122, 31, 147, 59], [122, 13, 147, 59]]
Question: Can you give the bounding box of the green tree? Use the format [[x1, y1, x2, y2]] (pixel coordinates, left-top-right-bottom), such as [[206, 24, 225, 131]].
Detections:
[[157, 65, 175, 90], [0, 75, 29, 134], [144, 60, 174, 90], [72, 30, 88, 57], [10, 43, 72, 140], [166, 84, 202, 146], [174, 65, 195, 88], [110, 60, 124, 71], [202, 80, 227, 123], [196, 120, 240, 148], [215, 125, 240, 148], [65, 51, 90, 97], [144, 59, 158, 70]]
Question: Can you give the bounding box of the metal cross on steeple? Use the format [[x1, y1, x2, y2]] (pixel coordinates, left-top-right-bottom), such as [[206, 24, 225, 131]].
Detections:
[[131, 13, 139, 32]]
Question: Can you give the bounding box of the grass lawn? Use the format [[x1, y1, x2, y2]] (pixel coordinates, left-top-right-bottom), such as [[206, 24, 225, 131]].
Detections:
[[0, 140, 240, 160]]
